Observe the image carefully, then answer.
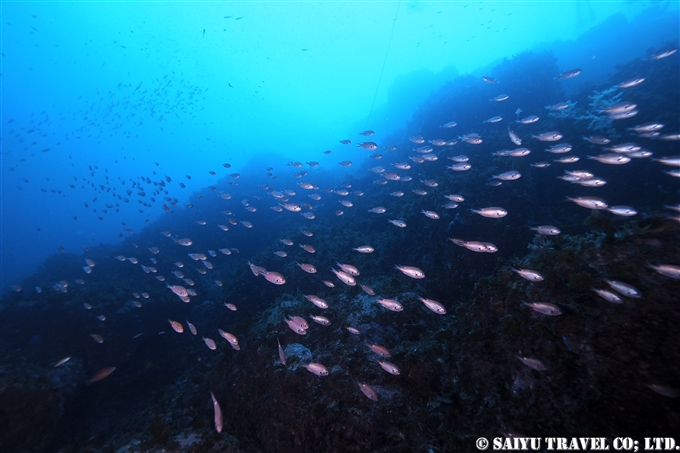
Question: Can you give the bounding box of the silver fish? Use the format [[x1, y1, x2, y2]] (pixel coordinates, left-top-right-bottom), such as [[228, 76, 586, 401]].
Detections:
[[555, 161, 581, 168], [376, 298, 403, 312], [331, 267, 356, 286], [545, 101, 570, 111], [167, 284, 188, 298], [607, 206, 637, 217], [628, 123, 664, 133], [567, 196, 608, 210], [346, 326, 361, 335], [303, 363, 329, 376], [647, 264, 680, 279], [263, 271, 286, 285], [608, 142, 640, 153], [289, 316, 309, 330], [605, 280, 641, 298], [493, 170, 521, 181], [361, 284, 376, 295], [471, 207, 507, 218], [517, 115, 539, 124], [512, 268, 544, 282], [358, 142, 378, 150], [377, 360, 401, 375], [169, 319, 184, 333], [284, 317, 307, 335], [507, 148, 531, 157], [647, 384, 679, 398], [583, 135, 611, 145], [555, 68, 581, 79], [394, 265, 425, 279], [358, 383, 379, 401], [299, 244, 315, 253], [388, 219, 407, 228], [305, 294, 329, 309], [450, 238, 489, 253], [518, 356, 547, 371], [532, 131, 563, 141], [280, 203, 301, 212], [444, 194, 465, 202], [277, 338, 286, 365], [418, 296, 446, 314], [53, 357, 71, 368], [296, 262, 317, 273], [309, 314, 331, 325], [649, 48, 677, 60], [530, 225, 560, 235], [656, 156, 680, 167], [616, 77, 644, 89], [367, 343, 391, 357], [211, 392, 223, 433], [608, 110, 638, 120], [588, 154, 630, 165], [573, 178, 607, 187], [448, 163, 472, 171], [545, 143, 572, 153], [460, 133, 483, 144], [592, 288, 623, 304], [507, 127, 522, 146], [218, 330, 240, 350], [337, 262, 360, 276], [522, 302, 561, 316], [602, 101, 637, 114], [203, 337, 217, 350], [421, 210, 440, 219]]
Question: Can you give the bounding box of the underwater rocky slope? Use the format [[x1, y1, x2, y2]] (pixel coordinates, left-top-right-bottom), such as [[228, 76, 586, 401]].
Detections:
[[1, 49, 679, 452]]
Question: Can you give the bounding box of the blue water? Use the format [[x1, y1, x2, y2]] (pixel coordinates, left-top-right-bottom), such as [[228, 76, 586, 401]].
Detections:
[[2, 1, 676, 292]]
